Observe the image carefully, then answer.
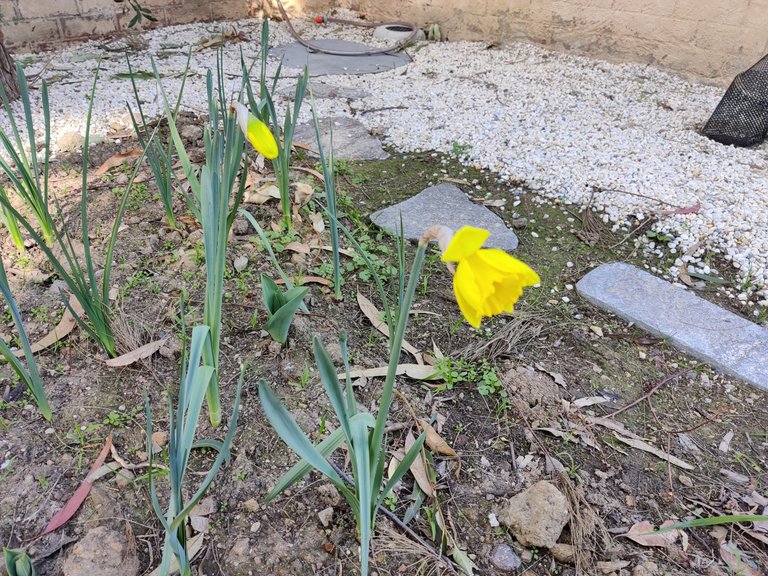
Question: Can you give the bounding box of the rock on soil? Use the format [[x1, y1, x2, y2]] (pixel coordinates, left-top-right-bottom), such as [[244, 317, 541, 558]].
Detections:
[[488, 543, 522, 572], [549, 542, 576, 564], [498, 480, 570, 548], [293, 116, 389, 160], [62, 526, 140, 576], [370, 183, 519, 250], [226, 538, 251, 571], [317, 506, 334, 528]]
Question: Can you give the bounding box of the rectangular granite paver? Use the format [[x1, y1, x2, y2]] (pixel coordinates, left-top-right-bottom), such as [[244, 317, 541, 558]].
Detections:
[[576, 263, 768, 391]]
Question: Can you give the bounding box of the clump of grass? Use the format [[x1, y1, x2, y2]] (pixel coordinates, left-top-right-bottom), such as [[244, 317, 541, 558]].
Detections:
[[0, 64, 148, 358], [0, 63, 57, 247]]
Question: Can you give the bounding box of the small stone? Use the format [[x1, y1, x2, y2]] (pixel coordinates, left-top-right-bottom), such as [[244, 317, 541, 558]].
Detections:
[[318, 506, 334, 528], [159, 335, 182, 359], [227, 538, 250, 567], [549, 543, 576, 564], [231, 214, 250, 235], [180, 124, 203, 142], [488, 512, 500, 528], [489, 543, 522, 572], [243, 498, 260, 513], [62, 526, 140, 576], [250, 521, 261, 533], [498, 481, 570, 548], [632, 561, 661, 576], [114, 469, 135, 489], [233, 255, 248, 272], [58, 132, 85, 153], [293, 116, 389, 160]]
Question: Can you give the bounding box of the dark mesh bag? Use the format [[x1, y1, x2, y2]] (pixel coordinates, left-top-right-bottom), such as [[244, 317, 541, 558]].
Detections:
[[702, 54, 768, 147]]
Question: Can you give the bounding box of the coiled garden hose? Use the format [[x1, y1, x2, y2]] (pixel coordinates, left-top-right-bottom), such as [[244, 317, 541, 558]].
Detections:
[[275, 0, 419, 56]]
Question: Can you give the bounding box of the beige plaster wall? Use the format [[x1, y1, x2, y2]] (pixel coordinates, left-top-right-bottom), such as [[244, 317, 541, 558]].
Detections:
[[0, 0, 330, 49], [4, 0, 766, 82], [343, 0, 768, 83]]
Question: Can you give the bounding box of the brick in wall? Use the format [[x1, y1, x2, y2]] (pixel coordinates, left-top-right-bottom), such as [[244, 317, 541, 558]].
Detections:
[[19, 0, 78, 19]]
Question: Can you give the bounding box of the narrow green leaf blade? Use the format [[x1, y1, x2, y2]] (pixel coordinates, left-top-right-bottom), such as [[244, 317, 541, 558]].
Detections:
[[258, 380, 344, 487], [266, 427, 346, 503], [312, 336, 352, 442]]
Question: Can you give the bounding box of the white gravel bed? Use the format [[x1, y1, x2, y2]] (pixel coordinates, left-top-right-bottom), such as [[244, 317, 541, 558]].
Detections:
[[5, 13, 768, 303]]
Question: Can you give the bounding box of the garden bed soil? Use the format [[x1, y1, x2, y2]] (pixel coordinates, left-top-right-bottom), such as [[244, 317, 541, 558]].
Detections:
[[1, 121, 766, 576]]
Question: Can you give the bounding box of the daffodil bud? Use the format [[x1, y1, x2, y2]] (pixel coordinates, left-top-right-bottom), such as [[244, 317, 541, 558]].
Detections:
[[231, 101, 279, 160]]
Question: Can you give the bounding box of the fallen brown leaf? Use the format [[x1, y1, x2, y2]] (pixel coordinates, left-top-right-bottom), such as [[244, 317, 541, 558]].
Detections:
[[285, 242, 310, 255], [419, 419, 460, 476], [356, 292, 421, 361], [94, 149, 141, 176], [534, 363, 566, 387], [243, 182, 280, 205], [274, 275, 331, 287], [572, 395, 611, 408], [32, 435, 112, 541], [338, 364, 437, 381], [597, 560, 630, 573], [105, 337, 168, 367], [405, 431, 434, 497], [294, 182, 314, 206], [623, 519, 680, 547], [613, 432, 694, 470], [17, 295, 83, 356]]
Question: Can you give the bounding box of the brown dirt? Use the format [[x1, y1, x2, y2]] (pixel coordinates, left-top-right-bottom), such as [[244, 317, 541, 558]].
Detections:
[[0, 119, 766, 576]]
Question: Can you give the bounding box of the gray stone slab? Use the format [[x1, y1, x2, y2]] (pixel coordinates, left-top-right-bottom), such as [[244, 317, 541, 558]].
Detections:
[[270, 40, 411, 76], [576, 262, 768, 391], [277, 81, 370, 100], [293, 116, 389, 161], [370, 183, 519, 250]]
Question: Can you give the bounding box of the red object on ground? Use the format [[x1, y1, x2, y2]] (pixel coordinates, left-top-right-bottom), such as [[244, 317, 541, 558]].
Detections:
[[315, 15, 325, 24]]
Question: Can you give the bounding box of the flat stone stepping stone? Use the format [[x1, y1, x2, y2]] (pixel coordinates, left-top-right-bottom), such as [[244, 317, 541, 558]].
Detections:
[[370, 183, 519, 250], [270, 40, 411, 76], [576, 262, 768, 391], [277, 81, 370, 100], [293, 116, 389, 161]]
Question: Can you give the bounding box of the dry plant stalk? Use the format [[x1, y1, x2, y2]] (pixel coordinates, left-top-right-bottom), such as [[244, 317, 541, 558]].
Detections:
[[553, 471, 612, 574], [457, 312, 545, 361], [375, 523, 452, 576]]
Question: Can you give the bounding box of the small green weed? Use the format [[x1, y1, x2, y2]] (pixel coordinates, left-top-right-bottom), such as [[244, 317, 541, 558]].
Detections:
[[434, 358, 508, 412]]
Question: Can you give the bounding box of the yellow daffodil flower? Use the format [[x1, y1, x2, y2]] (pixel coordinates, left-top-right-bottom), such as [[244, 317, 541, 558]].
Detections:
[[232, 102, 278, 160], [440, 225, 539, 328]]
